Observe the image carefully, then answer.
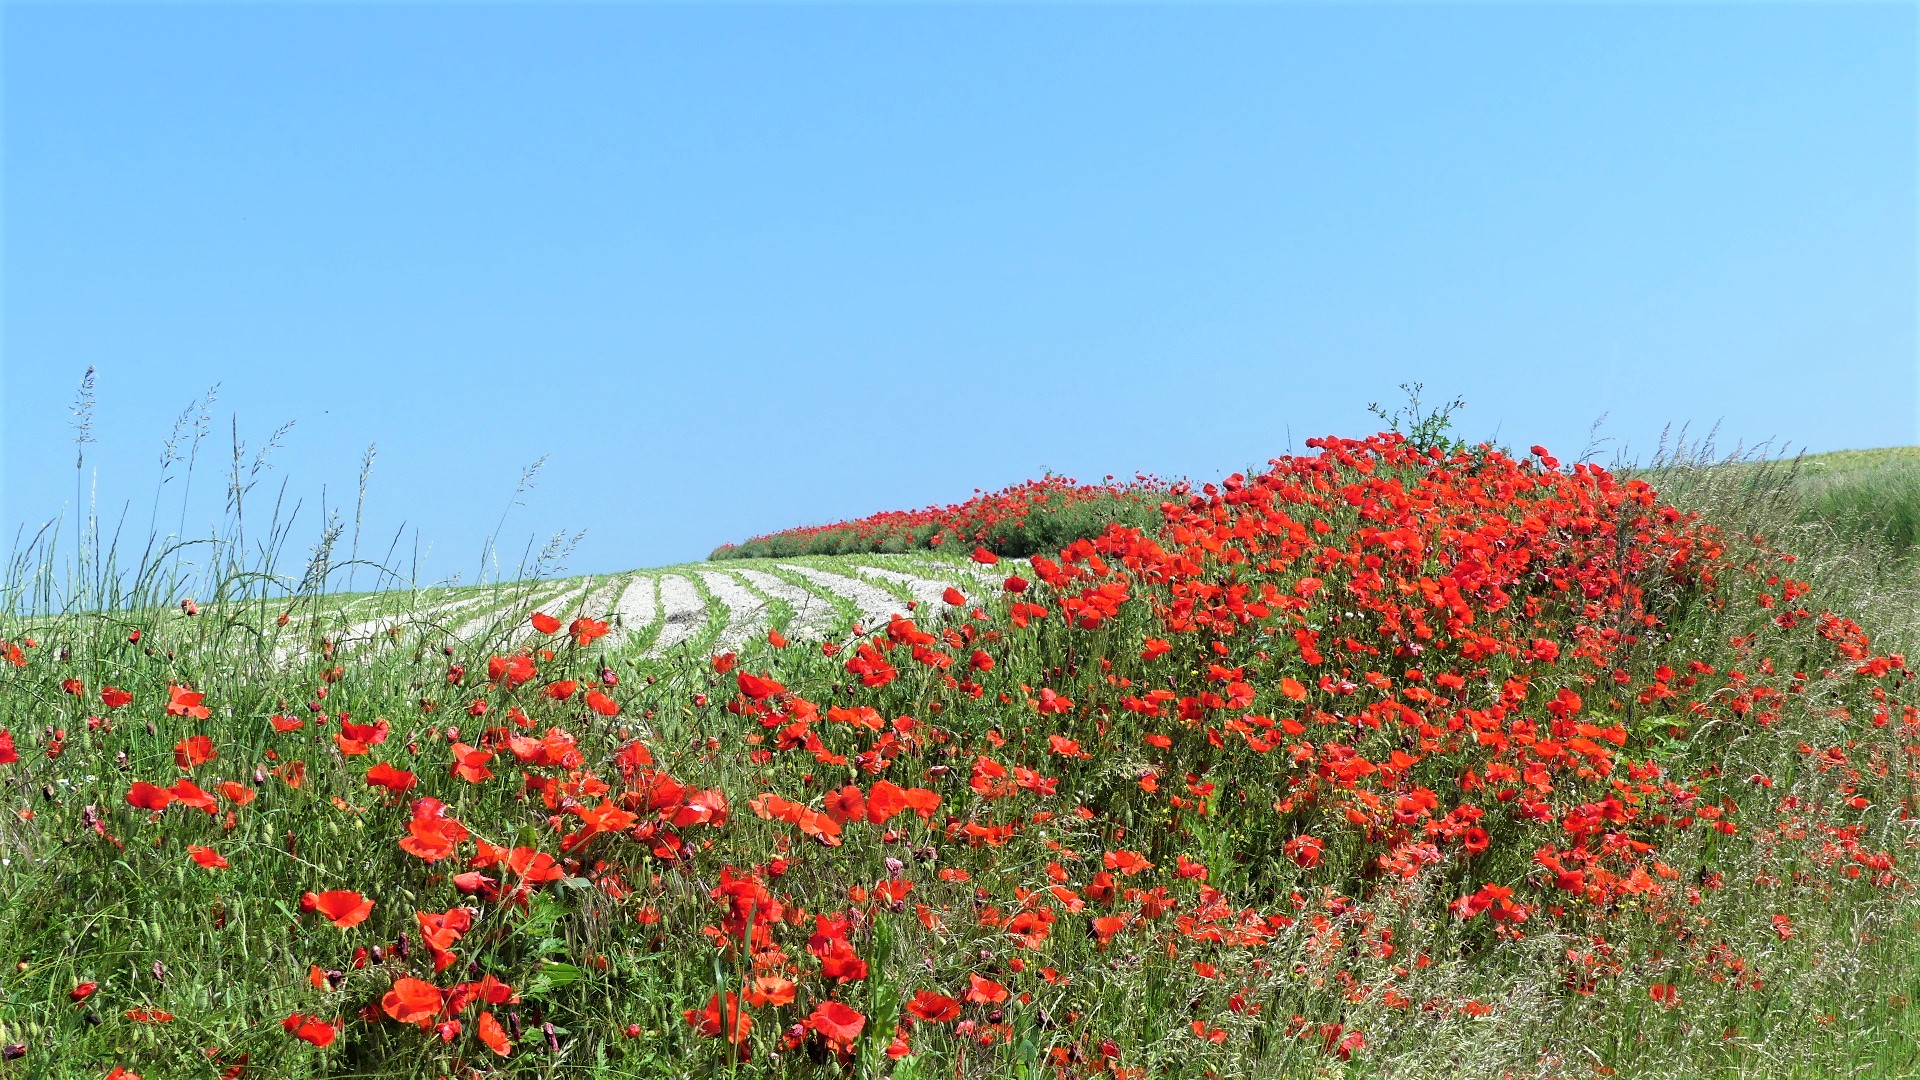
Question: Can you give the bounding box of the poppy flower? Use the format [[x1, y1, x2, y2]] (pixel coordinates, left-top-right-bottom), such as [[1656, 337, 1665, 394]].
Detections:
[[746, 975, 796, 1008], [942, 587, 967, 606], [101, 686, 132, 709], [166, 686, 210, 720], [767, 628, 788, 648], [126, 782, 172, 812], [216, 780, 256, 806], [269, 714, 305, 733], [476, 1010, 511, 1056], [584, 690, 619, 717], [174, 735, 216, 770], [167, 780, 218, 813], [282, 1013, 337, 1047], [529, 612, 561, 634], [683, 991, 751, 1045], [906, 990, 960, 1022], [70, 981, 98, 1002], [1284, 835, 1324, 869], [310, 890, 374, 928], [964, 973, 1009, 1004], [449, 743, 495, 783], [805, 1000, 865, 1051], [0, 730, 16, 765], [971, 546, 999, 565], [865, 780, 909, 824], [381, 977, 443, 1025], [736, 671, 786, 701], [187, 845, 228, 870], [365, 763, 417, 793]]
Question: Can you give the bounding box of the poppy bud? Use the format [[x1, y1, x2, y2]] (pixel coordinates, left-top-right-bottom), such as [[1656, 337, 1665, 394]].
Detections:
[[1, 1044, 23, 1061]]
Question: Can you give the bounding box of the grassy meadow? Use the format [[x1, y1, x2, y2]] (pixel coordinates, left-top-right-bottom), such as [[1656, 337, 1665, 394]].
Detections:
[[1, 424, 1918, 1080]]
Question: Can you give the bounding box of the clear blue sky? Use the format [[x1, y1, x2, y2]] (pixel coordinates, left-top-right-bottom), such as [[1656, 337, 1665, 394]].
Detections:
[[4, 3, 1915, 580]]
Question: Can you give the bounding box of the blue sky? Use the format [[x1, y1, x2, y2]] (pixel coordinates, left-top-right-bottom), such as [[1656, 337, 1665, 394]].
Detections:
[[4, 3, 1914, 580]]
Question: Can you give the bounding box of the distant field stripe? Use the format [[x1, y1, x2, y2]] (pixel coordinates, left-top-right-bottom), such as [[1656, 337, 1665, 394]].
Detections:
[[607, 575, 660, 649], [732, 568, 840, 639], [696, 570, 770, 651], [848, 563, 964, 609], [775, 564, 906, 628], [646, 574, 706, 655]]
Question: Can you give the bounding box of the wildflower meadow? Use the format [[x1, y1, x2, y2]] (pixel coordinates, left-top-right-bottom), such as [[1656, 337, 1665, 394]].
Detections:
[[1, 416, 1917, 1080]]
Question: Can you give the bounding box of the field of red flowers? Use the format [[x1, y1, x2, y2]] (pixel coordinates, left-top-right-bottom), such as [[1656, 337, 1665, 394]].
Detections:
[[1, 431, 1916, 1079], [709, 475, 1167, 561]]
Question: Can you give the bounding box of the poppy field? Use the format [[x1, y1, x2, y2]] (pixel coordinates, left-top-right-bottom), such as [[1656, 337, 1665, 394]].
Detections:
[[1, 430, 1918, 1079]]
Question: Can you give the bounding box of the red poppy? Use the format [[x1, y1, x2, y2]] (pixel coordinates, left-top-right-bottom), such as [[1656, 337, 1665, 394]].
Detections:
[[736, 671, 786, 701], [269, 714, 305, 733], [310, 890, 374, 928], [365, 763, 417, 793], [971, 546, 999, 565], [101, 686, 132, 709], [476, 1010, 511, 1056], [282, 1013, 337, 1047], [187, 845, 228, 870], [167, 780, 218, 813], [173, 735, 216, 769], [683, 991, 751, 1045], [942, 587, 966, 606], [964, 973, 1009, 1004], [746, 975, 796, 1008], [126, 782, 172, 812], [806, 1000, 865, 1051], [166, 685, 210, 720], [529, 612, 561, 634], [381, 977, 443, 1024], [584, 690, 619, 717], [865, 780, 909, 824], [0, 729, 16, 765], [449, 743, 495, 783], [906, 990, 960, 1022]]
